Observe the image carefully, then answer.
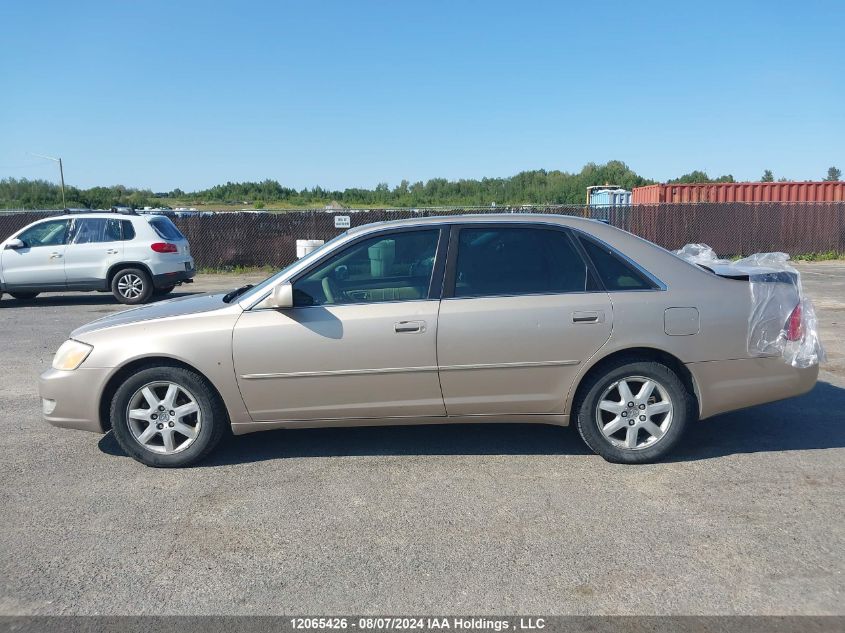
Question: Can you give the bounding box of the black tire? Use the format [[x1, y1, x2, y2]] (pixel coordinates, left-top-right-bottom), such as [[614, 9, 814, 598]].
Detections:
[[111, 267, 153, 305], [109, 365, 227, 467], [153, 285, 175, 297], [574, 359, 694, 464], [10, 292, 39, 300]]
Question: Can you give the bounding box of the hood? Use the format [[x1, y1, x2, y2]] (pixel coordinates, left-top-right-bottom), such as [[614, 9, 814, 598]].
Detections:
[[71, 292, 237, 337]]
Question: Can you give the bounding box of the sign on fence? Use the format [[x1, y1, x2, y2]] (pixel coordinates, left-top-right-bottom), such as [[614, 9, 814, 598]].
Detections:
[[334, 215, 351, 229]]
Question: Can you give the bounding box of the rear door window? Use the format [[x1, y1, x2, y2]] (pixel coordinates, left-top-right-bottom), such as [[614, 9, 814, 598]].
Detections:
[[148, 216, 184, 240], [70, 218, 122, 244], [452, 227, 588, 298]]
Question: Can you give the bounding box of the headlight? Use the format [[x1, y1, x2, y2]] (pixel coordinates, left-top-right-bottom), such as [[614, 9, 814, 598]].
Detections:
[[52, 340, 93, 371]]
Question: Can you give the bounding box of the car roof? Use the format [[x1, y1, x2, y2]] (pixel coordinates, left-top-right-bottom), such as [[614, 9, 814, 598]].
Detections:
[[346, 213, 606, 235]]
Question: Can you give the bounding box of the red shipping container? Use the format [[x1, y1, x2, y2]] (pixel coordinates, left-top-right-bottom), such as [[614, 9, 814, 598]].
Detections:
[[632, 182, 845, 204]]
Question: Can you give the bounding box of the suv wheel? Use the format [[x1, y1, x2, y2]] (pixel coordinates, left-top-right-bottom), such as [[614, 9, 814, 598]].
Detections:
[[112, 268, 153, 304], [10, 292, 39, 300], [109, 366, 227, 467], [574, 360, 694, 464]]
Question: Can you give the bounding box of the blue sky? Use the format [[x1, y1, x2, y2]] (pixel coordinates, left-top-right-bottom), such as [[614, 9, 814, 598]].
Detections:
[[1, 0, 843, 191]]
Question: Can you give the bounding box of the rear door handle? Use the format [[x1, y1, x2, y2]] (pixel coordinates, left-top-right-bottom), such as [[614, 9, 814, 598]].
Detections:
[[49, 252, 63, 259], [572, 311, 604, 324], [394, 320, 425, 333], [106, 249, 119, 255]]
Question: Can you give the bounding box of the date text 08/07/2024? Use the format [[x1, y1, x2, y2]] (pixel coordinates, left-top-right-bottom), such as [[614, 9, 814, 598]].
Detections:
[[290, 618, 547, 631]]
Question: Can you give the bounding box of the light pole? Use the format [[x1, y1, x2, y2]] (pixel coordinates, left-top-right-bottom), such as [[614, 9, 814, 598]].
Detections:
[[30, 153, 66, 209]]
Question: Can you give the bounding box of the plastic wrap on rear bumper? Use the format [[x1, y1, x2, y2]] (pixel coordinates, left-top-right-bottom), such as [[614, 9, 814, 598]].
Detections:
[[39, 367, 112, 433], [687, 356, 819, 420]]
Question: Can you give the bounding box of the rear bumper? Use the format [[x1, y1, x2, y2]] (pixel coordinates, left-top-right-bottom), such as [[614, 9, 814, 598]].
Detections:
[[152, 266, 195, 289], [687, 356, 819, 420], [39, 367, 112, 433]]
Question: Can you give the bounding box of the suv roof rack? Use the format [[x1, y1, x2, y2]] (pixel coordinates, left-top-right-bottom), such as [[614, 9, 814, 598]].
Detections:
[[60, 208, 139, 216]]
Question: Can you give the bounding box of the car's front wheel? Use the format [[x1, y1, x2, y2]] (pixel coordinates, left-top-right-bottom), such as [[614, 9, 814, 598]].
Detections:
[[574, 360, 694, 464], [109, 365, 227, 467], [111, 268, 153, 304]]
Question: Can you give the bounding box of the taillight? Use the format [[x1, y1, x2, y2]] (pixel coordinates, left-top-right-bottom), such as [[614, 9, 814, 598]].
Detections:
[[786, 302, 803, 341], [151, 242, 178, 253]]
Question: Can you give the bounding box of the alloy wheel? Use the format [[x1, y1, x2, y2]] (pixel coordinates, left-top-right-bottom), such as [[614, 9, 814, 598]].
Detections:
[[126, 381, 202, 454], [117, 273, 144, 300], [595, 375, 674, 450]]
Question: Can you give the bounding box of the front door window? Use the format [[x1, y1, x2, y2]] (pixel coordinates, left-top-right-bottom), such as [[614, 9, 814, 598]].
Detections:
[[16, 220, 70, 248], [293, 229, 440, 306]]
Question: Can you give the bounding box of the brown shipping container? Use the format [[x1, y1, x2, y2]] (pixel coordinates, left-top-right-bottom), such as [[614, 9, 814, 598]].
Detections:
[[632, 181, 845, 204]]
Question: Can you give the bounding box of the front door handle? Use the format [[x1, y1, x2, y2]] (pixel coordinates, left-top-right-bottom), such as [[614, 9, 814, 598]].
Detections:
[[394, 320, 426, 333], [49, 252, 63, 259], [572, 311, 604, 324], [106, 249, 119, 255]]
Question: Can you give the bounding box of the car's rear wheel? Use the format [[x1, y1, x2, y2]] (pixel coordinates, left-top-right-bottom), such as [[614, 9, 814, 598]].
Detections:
[[109, 366, 227, 467], [111, 268, 153, 304], [10, 292, 39, 300], [574, 360, 694, 464]]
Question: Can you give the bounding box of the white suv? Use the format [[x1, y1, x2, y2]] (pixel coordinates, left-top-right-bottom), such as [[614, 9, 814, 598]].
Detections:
[[0, 211, 195, 304]]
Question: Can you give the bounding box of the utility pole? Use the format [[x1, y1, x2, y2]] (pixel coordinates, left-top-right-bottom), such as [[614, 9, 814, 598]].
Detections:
[[30, 153, 66, 208]]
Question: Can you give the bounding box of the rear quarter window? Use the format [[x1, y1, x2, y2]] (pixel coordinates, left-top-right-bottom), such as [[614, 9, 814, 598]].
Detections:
[[121, 220, 136, 241], [579, 236, 656, 291], [148, 216, 184, 240]]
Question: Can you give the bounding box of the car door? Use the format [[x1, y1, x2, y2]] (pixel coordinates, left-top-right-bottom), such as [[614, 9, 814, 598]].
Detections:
[[232, 227, 448, 422], [63, 218, 125, 287], [1, 219, 70, 288], [436, 224, 613, 416]]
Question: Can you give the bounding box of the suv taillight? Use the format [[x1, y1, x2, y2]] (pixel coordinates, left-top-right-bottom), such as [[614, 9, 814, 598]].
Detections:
[[785, 302, 803, 341], [151, 242, 178, 253]]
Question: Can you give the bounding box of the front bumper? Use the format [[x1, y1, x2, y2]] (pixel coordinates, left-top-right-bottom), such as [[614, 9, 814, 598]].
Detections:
[[687, 356, 819, 420], [39, 367, 113, 433]]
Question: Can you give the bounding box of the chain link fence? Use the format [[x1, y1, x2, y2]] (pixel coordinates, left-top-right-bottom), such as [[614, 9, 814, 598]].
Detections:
[[1, 203, 843, 269]]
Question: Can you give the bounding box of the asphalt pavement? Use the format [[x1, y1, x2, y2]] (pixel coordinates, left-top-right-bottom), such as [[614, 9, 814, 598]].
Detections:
[[0, 264, 842, 615]]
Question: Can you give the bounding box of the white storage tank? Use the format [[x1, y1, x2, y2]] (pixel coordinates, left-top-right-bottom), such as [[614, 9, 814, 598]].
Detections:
[[296, 239, 325, 258]]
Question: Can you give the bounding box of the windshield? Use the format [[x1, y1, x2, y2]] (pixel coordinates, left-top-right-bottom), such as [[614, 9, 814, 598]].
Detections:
[[235, 232, 349, 304]]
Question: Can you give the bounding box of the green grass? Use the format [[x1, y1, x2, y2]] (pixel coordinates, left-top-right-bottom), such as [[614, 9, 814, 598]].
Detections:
[[722, 251, 843, 262], [792, 251, 842, 262]]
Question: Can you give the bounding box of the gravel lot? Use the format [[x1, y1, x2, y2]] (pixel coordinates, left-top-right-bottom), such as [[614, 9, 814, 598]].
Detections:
[[0, 263, 843, 615]]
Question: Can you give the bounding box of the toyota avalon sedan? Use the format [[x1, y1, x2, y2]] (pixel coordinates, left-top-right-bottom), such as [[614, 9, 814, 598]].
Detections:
[[39, 215, 819, 467]]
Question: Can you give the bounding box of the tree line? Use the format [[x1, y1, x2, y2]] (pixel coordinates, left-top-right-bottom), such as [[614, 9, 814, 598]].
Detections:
[[0, 179, 155, 210], [0, 161, 840, 210]]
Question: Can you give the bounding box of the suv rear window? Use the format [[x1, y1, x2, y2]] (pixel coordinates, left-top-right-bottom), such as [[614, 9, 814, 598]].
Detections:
[[148, 216, 184, 241]]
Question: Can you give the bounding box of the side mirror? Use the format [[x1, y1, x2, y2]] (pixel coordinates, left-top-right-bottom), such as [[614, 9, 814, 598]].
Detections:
[[268, 282, 294, 309], [5, 238, 24, 250]]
